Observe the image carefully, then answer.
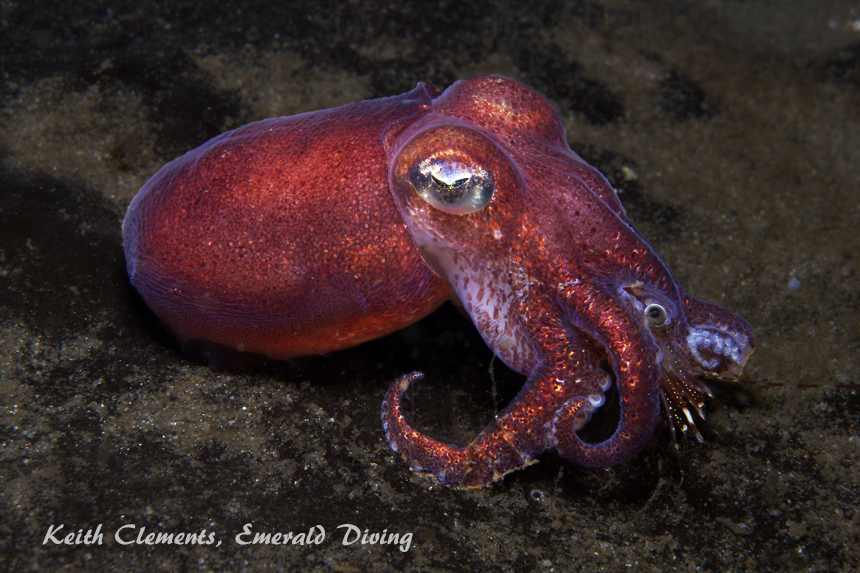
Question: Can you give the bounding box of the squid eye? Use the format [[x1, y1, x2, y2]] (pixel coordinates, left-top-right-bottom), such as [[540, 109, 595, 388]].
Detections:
[[409, 158, 494, 214], [644, 303, 669, 327]]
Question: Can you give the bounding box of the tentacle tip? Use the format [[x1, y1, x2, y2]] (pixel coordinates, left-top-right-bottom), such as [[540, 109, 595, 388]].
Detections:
[[400, 371, 425, 389]]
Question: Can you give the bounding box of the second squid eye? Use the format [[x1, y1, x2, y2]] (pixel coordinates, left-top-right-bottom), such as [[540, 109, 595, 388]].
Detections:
[[409, 158, 494, 214], [644, 303, 669, 327]]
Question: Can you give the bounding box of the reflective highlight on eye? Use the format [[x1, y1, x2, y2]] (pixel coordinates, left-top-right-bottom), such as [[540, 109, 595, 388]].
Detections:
[[409, 158, 494, 214]]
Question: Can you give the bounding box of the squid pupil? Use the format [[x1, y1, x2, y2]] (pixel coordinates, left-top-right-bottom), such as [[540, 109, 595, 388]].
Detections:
[[431, 174, 469, 203], [409, 158, 493, 214]]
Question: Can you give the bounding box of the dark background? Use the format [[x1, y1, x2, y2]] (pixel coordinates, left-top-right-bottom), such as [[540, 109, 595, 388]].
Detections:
[[1, 1, 858, 571]]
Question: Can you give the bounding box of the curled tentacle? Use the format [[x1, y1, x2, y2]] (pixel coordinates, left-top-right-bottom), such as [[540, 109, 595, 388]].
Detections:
[[381, 325, 617, 486], [550, 287, 664, 467], [551, 356, 661, 467], [382, 372, 536, 486], [382, 363, 608, 486]]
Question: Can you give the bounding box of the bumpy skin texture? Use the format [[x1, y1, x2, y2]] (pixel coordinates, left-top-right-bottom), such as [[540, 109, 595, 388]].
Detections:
[[123, 76, 755, 487]]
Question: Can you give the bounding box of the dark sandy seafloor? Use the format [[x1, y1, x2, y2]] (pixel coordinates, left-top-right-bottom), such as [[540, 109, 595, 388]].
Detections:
[[1, 1, 858, 571]]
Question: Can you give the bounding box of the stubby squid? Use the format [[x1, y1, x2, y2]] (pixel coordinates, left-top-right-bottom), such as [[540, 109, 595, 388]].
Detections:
[[123, 75, 755, 486]]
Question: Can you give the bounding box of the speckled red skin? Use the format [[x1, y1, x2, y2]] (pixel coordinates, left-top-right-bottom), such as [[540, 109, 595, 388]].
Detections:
[[124, 76, 755, 487], [123, 82, 452, 358]]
